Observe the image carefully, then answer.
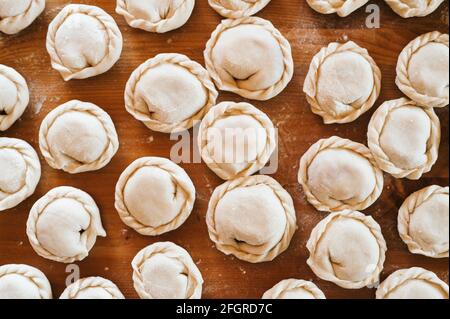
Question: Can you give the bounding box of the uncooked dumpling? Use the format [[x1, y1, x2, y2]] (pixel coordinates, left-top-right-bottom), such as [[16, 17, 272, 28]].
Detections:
[[0, 65, 29, 131], [125, 53, 218, 133], [46, 4, 123, 81], [262, 279, 326, 299], [368, 98, 441, 180], [0, 138, 40, 212], [39, 100, 119, 174], [26, 186, 106, 263], [115, 157, 196, 236], [306, 0, 368, 17], [398, 185, 449, 258], [307, 210, 387, 289], [60, 277, 124, 299], [396, 31, 449, 108], [385, 0, 445, 18], [132, 242, 203, 299], [207, 175, 297, 263], [198, 101, 276, 180], [204, 17, 294, 101], [116, 0, 195, 33], [376, 267, 449, 299], [208, 0, 271, 18], [298, 136, 383, 212], [0, 0, 45, 34], [0, 264, 52, 299], [303, 41, 381, 124]]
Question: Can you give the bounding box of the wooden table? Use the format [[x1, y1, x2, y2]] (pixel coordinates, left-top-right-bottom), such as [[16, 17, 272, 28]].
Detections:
[[0, 0, 448, 299]]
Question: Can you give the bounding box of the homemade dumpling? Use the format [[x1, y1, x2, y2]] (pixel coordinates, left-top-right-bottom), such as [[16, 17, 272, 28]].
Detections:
[[115, 157, 196, 236], [0, 0, 45, 34], [125, 53, 218, 133], [303, 41, 381, 124], [307, 210, 387, 289], [368, 98, 441, 180], [0, 264, 52, 299], [208, 0, 271, 18], [116, 0, 195, 33], [204, 17, 293, 100], [198, 101, 276, 180], [0, 65, 29, 131], [306, 0, 368, 17], [396, 31, 449, 108], [298, 136, 384, 212], [385, 0, 445, 18], [26, 186, 106, 263], [46, 4, 123, 81], [398, 185, 449, 258], [39, 100, 119, 174], [60, 277, 124, 299], [262, 279, 326, 299], [132, 242, 203, 299], [0, 138, 41, 212], [207, 175, 297, 263], [376, 267, 449, 299]]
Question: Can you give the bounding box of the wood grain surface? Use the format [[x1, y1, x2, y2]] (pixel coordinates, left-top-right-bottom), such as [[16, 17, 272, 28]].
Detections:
[[0, 0, 449, 299]]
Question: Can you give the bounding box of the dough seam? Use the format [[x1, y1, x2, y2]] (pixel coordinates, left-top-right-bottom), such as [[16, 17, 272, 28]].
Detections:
[[208, 0, 271, 19], [262, 279, 326, 299], [60, 277, 124, 299], [0, 264, 52, 299], [0, 0, 45, 34], [306, 0, 369, 17], [385, 0, 445, 18]]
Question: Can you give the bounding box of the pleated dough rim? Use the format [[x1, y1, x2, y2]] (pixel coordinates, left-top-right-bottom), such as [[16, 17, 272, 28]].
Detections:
[[306, 0, 369, 17], [125, 53, 218, 133], [367, 97, 441, 180], [396, 31, 449, 108], [206, 175, 297, 263], [26, 186, 107, 263], [306, 210, 387, 289], [385, 0, 445, 18], [298, 136, 384, 212], [131, 242, 203, 299], [208, 0, 271, 18], [198, 101, 277, 180], [398, 185, 449, 258], [204, 16, 294, 101], [59, 276, 125, 299], [115, 157, 196, 236], [303, 41, 382, 124], [0, 0, 45, 35], [262, 279, 326, 299], [0, 264, 52, 299]]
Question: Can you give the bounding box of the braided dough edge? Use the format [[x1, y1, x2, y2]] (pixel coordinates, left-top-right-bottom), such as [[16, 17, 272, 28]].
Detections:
[[306, 0, 369, 17], [60, 276, 125, 299], [0, 0, 45, 34], [0, 264, 52, 299], [262, 279, 326, 299], [385, 0, 445, 18], [208, 0, 271, 18]]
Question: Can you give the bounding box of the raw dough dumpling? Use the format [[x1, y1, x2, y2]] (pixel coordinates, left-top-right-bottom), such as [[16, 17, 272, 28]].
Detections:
[[0, 138, 40, 212], [306, 0, 368, 17], [46, 4, 123, 81], [0, 264, 51, 299], [116, 0, 195, 33], [398, 185, 449, 258], [303, 41, 381, 124], [0, 0, 45, 34], [39, 100, 119, 174], [60, 277, 124, 299], [0, 65, 29, 131], [298, 136, 384, 212], [204, 17, 294, 101], [396, 31, 449, 108], [26, 186, 106, 263], [385, 0, 445, 18], [376, 267, 449, 299], [198, 101, 276, 180], [207, 175, 297, 263], [208, 0, 271, 18], [125, 53, 218, 133], [307, 210, 387, 289], [262, 279, 326, 299], [115, 157, 196, 236], [368, 98, 441, 180], [132, 242, 203, 299]]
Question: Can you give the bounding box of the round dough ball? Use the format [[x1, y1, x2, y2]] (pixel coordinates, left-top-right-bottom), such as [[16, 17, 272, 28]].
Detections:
[[115, 157, 196, 236], [262, 279, 326, 299], [46, 4, 123, 81], [204, 17, 293, 101], [306, 0, 369, 17], [307, 210, 387, 289], [207, 175, 297, 263], [39, 100, 119, 174], [208, 0, 271, 18], [385, 0, 445, 18], [132, 242, 203, 299], [298, 136, 383, 212], [60, 277, 124, 299], [0, 0, 45, 34], [116, 0, 195, 33], [26, 186, 106, 263], [0, 264, 52, 299]]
